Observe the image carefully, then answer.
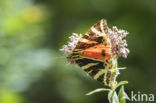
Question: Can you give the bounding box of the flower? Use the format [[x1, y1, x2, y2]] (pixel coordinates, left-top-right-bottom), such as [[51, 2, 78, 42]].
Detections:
[[108, 26, 130, 58], [60, 33, 82, 64]]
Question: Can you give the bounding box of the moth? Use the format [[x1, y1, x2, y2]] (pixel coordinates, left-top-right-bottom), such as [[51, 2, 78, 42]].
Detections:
[[70, 19, 115, 86]]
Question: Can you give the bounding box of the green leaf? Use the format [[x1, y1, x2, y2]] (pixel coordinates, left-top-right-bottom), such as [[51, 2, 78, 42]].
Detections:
[[108, 91, 113, 103], [86, 88, 111, 95], [118, 85, 130, 103], [115, 81, 128, 90], [108, 91, 119, 103], [118, 67, 127, 70], [113, 91, 119, 103]]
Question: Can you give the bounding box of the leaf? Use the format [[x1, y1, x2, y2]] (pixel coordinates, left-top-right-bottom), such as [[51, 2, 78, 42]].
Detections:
[[113, 91, 119, 103], [118, 67, 127, 70], [108, 90, 113, 103], [86, 88, 111, 95], [115, 81, 128, 90], [118, 85, 130, 103], [108, 91, 119, 103]]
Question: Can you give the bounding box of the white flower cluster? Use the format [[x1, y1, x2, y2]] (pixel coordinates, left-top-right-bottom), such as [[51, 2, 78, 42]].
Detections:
[[108, 26, 130, 58], [60, 33, 82, 64], [60, 33, 82, 55]]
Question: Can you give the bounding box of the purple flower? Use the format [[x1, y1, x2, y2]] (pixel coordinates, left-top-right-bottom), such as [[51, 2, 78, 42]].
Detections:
[[108, 26, 130, 58], [60, 33, 82, 64]]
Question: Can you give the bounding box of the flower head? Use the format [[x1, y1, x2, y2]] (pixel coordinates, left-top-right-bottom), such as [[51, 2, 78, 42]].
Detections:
[[108, 26, 130, 58], [60, 33, 82, 64]]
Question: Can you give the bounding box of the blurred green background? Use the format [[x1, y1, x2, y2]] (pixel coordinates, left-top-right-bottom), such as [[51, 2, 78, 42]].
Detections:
[[0, 0, 156, 103]]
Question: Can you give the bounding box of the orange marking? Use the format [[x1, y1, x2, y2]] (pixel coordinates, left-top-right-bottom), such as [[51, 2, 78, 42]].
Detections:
[[80, 44, 111, 61]]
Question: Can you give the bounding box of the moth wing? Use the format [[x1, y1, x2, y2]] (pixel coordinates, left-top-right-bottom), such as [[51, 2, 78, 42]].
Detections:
[[83, 19, 109, 39], [72, 54, 112, 85], [75, 19, 110, 50], [80, 44, 111, 61], [73, 55, 106, 83]]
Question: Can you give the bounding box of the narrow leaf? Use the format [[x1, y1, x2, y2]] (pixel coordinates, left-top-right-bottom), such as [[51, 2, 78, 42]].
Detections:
[[112, 91, 119, 103], [118, 85, 130, 103], [123, 91, 130, 100], [108, 91, 119, 103], [115, 81, 128, 90], [86, 88, 111, 95], [118, 85, 126, 103], [118, 67, 127, 70], [108, 90, 113, 103]]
